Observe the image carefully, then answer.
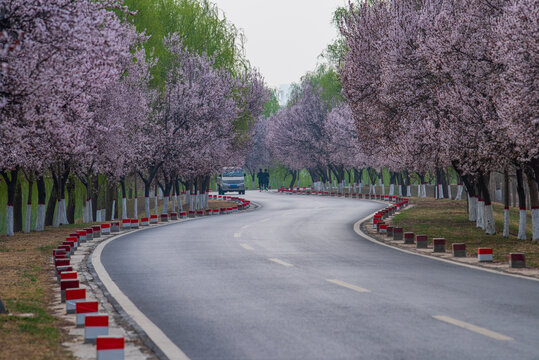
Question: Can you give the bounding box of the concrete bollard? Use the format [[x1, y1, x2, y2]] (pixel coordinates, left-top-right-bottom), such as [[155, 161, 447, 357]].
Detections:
[[433, 238, 446, 252], [141, 217, 149, 226], [60, 279, 79, 303], [56, 265, 73, 282], [85, 228, 93, 240], [76, 301, 99, 327], [452, 243, 466, 257], [101, 223, 111, 235], [150, 215, 158, 224], [379, 224, 388, 234], [509, 253, 526, 268], [84, 315, 109, 344], [477, 248, 493, 262], [92, 225, 101, 238], [189, 211, 196, 218], [77, 230, 87, 242], [213, 209, 220, 215], [53, 249, 67, 259], [66, 288, 86, 314], [55, 258, 70, 268], [196, 210, 204, 217], [66, 236, 79, 249], [121, 219, 131, 230], [386, 226, 393, 238], [160, 214, 169, 222], [60, 271, 77, 281], [179, 212, 187, 219], [403, 232, 414, 244], [393, 228, 403, 240], [416, 235, 428, 248], [96, 336, 124, 360], [170, 212, 178, 220], [111, 222, 120, 233], [130, 219, 139, 229]]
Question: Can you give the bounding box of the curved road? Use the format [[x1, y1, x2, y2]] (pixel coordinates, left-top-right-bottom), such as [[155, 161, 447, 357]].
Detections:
[[101, 192, 539, 359]]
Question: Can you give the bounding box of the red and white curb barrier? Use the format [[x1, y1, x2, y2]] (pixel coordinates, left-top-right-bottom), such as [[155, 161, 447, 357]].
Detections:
[[76, 301, 98, 327], [66, 288, 86, 314], [84, 315, 109, 343], [478, 248, 493, 262], [97, 337, 124, 360]]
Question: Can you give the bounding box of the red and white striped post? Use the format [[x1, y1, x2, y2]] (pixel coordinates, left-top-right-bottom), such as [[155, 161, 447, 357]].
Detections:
[[477, 248, 493, 262], [92, 225, 101, 238], [180, 212, 187, 219], [85, 228, 94, 240], [111, 222, 120, 233], [452, 243, 466, 257], [60, 271, 77, 281], [55, 265, 73, 281], [170, 212, 178, 220], [509, 253, 526, 268], [96, 336, 124, 360], [84, 315, 109, 343], [403, 232, 414, 244], [130, 219, 139, 229], [415, 235, 428, 248], [141, 217, 149, 226], [160, 213, 169, 222], [150, 215, 158, 224], [213, 209, 220, 215], [393, 227, 403, 240], [66, 288, 86, 314], [101, 223, 111, 235], [77, 230, 87, 242], [60, 278, 79, 303], [121, 219, 131, 230], [433, 238, 446, 253], [76, 301, 98, 327]]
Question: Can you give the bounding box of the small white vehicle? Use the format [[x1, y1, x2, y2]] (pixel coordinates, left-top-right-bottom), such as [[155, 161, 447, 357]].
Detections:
[[217, 168, 246, 195]]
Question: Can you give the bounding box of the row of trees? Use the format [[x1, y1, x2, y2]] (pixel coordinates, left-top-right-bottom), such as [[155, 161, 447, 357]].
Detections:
[[0, 0, 268, 235], [251, 0, 537, 242]]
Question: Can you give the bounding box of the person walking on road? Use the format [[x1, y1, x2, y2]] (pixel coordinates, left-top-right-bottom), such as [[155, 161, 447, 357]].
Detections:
[[257, 168, 264, 191], [263, 169, 270, 190]]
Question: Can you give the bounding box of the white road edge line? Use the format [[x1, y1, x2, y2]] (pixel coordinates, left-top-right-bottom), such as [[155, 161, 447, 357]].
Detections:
[[353, 214, 539, 283], [327, 279, 370, 293], [240, 243, 254, 251], [92, 232, 190, 360], [433, 315, 514, 341], [268, 258, 294, 267], [234, 232, 241, 238]]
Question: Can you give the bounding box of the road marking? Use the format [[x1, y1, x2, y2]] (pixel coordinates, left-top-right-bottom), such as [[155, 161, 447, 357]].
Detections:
[[432, 315, 514, 341], [241, 225, 249, 229], [268, 258, 294, 267], [240, 243, 254, 251], [327, 279, 370, 293], [234, 232, 241, 238]]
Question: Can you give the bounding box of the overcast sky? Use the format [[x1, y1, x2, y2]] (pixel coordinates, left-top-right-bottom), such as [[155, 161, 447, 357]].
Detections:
[[211, 0, 347, 89]]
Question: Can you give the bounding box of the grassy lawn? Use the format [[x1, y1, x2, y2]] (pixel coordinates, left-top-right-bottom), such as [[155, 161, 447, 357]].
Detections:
[[392, 198, 538, 268]]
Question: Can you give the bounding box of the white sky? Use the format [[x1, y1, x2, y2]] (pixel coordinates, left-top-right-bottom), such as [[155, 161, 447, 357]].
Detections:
[[211, 0, 347, 89]]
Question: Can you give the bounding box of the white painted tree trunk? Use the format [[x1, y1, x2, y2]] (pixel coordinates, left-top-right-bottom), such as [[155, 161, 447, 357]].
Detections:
[[484, 203, 496, 235], [417, 184, 421, 197], [389, 184, 394, 196], [83, 203, 88, 223], [406, 185, 411, 197], [158, 188, 163, 200], [122, 197, 127, 219], [532, 208, 539, 243], [398, 185, 402, 196], [438, 184, 444, 199], [88, 200, 94, 222], [102, 209, 106, 221], [456, 185, 463, 200], [54, 199, 69, 227], [35, 204, 45, 231], [421, 184, 427, 198], [111, 200, 116, 220], [162, 196, 169, 214], [435, 186, 438, 199], [518, 209, 527, 240], [154, 195, 158, 215], [171, 195, 176, 213], [503, 208, 510, 237], [96, 209, 102, 222], [144, 196, 150, 218], [5, 205, 14, 236], [133, 198, 138, 219], [448, 185, 452, 200], [476, 200, 484, 229], [24, 203, 32, 233], [468, 196, 477, 221], [178, 196, 183, 212], [381, 181, 385, 195]]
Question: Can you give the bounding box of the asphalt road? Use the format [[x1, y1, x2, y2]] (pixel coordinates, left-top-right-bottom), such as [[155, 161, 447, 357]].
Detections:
[[101, 191, 539, 360]]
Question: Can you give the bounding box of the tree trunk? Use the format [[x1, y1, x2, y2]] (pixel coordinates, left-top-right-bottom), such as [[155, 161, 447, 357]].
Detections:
[[35, 176, 46, 231], [14, 176, 23, 233], [515, 167, 527, 240], [503, 170, 510, 237], [66, 176, 76, 224], [288, 170, 297, 190], [525, 169, 538, 242], [479, 173, 495, 235], [120, 177, 127, 219]]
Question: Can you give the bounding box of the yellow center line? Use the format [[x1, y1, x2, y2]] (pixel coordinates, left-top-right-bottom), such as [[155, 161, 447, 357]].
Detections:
[[268, 258, 294, 267], [327, 279, 370, 293], [432, 315, 514, 341], [233, 233, 241, 238], [240, 243, 254, 251]]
